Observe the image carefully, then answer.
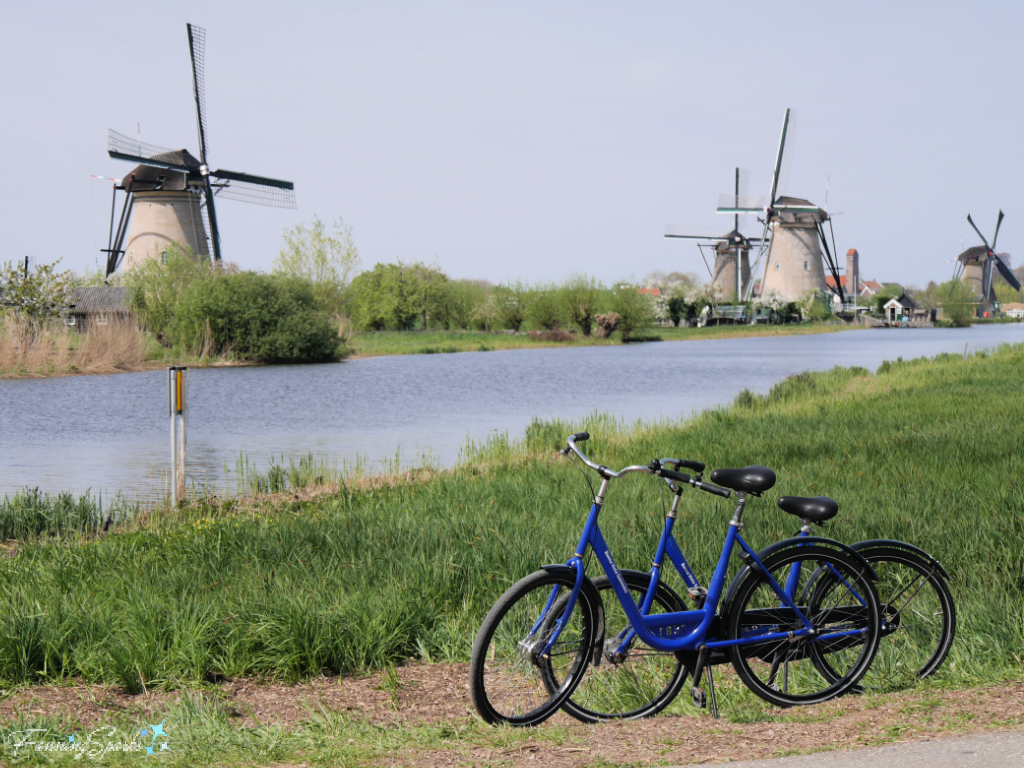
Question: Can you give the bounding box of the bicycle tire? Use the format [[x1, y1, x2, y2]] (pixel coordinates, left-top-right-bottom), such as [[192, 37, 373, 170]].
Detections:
[[815, 546, 955, 691], [726, 546, 882, 707], [558, 570, 691, 723], [470, 569, 597, 727]]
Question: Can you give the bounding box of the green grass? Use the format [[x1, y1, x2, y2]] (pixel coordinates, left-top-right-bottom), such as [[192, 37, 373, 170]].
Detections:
[[349, 323, 858, 357], [0, 343, 1021, 695]]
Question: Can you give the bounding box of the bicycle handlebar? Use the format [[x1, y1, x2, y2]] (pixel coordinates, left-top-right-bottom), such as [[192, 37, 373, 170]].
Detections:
[[562, 435, 731, 498]]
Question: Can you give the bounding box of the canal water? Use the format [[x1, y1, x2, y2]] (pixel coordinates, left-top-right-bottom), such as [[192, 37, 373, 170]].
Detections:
[[2, 325, 1022, 500]]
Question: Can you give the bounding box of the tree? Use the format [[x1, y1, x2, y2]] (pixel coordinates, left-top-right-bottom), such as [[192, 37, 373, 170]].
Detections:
[[938, 278, 975, 327], [273, 216, 360, 314], [348, 261, 449, 331], [610, 283, 656, 340], [559, 274, 603, 335], [527, 285, 562, 330], [494, 281, 529, 332], [0, 258, 74, 321]]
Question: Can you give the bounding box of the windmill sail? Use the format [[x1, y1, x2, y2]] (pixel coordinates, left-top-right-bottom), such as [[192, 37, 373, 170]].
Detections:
[[210, 171, 296, 208]]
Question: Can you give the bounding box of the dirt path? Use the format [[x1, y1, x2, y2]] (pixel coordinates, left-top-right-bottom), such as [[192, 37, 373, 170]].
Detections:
[[1, 664, 1022, 767]]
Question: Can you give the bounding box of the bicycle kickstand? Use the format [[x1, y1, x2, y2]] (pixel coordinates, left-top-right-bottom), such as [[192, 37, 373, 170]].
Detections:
[[706, 662, 720, 719]]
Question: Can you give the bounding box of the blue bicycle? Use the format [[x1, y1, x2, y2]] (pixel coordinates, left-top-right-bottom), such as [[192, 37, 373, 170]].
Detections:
[[560, 460, 954, 723], [469, 433, 883, 726]]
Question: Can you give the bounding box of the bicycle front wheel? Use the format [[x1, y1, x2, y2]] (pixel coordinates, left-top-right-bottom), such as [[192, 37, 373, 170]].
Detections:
[[469, 569, 597, 727], [559, 571, 691, 723], [727, 546, 881, 707]]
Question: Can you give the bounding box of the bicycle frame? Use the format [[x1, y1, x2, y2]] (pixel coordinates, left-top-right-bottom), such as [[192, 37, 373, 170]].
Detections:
[[540, 477, 866, 658]]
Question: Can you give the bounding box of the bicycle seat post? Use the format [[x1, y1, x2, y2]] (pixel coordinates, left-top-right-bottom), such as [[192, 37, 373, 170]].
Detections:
[[729, 492, 749, 528]]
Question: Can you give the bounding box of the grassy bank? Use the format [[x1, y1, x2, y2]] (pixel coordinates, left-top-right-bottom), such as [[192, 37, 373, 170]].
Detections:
[[349, 321, 857, 357], [0, 344, 1022, 699]]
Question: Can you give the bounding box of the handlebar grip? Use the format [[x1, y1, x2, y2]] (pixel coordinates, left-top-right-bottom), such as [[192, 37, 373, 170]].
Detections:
[[570, 432, 590, 442], [664, 458, 706, 473], [695, 481, 731, 498], [658, 468, 692, 484]]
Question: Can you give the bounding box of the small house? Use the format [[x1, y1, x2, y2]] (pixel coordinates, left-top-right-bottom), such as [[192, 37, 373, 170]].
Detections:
[[1003, 302, 1024, 319], [67, 287, 133, 331], [883, 293, 932, 325]]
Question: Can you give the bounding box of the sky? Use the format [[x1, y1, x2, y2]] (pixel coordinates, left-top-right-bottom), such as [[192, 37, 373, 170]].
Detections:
[[3, 1, 1022, 287]]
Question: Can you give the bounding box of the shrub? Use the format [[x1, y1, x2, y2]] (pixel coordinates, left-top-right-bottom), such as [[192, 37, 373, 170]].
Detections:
[[171, 273, 342, 363]]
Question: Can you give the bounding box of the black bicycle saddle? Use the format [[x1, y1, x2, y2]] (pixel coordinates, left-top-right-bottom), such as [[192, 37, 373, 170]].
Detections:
[[708, 466, 777, 495]]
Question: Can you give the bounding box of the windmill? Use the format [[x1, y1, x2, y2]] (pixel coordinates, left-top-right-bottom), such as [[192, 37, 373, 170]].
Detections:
[[717, 109, 845, 304], [953, 211, 1020, 312], [664, 168, 765, 300], [101, 23, 296, 277]]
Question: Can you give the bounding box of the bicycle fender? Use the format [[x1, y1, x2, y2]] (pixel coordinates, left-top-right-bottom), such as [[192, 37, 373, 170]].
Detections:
[[848, 539, 950, 580], [722, 536, 879, 616], [541, 564, 606, 666]]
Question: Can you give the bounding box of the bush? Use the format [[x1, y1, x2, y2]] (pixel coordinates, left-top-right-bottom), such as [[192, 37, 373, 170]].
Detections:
[[273, 216, 361, 315], [171, 272, 342, 363], [130, 251, 345, 363]]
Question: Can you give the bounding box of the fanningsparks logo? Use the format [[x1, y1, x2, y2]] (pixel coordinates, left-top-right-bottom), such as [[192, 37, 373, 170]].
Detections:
[[7, 722, 170, 759]]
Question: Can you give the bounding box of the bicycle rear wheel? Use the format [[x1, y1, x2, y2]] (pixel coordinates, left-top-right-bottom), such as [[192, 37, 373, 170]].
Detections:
[[559, 571, 690, 723], [727, 546, 881, 707], [470, 569, 597, 727], [820, 546, 955, 691]]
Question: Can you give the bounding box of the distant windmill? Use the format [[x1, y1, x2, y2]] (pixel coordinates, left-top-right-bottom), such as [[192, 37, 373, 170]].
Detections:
[[954, 211, 1020, 309], [664, 168, 765, 300], [718, 109, 845, 303], [102, 23, 296, 277]]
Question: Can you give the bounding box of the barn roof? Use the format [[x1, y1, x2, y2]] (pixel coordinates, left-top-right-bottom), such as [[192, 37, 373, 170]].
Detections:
[[68, 286, 132, 314]]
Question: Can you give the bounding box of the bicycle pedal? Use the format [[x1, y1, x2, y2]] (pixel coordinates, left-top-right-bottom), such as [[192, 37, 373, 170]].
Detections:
[[691, 686, 707, 709]]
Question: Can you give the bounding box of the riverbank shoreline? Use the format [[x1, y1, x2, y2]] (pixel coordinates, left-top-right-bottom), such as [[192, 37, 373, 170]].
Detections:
[[0, 321, 860, 379], [340, 321, 862, 358]]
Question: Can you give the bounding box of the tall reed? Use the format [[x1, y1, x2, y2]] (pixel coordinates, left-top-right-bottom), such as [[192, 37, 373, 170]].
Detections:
[[0, 315, 150, 377]]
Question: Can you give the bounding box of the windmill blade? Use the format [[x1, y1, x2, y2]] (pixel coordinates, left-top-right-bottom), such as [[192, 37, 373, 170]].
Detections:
[[982, 257, 994, 299], [966, 213, 991, 250], [768, 108, 795, 204], [717, 193, 768, 212], [107, 129, 194, 172], [210, 172, 297, 208], [737, 167, 750, 199], [991, 209, 1005, 251], [993, 254, 1021, 291], [665, 225, 731, 240], [187, 23, 210, 163]]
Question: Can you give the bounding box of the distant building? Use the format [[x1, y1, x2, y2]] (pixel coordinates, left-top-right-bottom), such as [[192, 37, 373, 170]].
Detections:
[[1003, 302, 1024, 319], [67, 287, 132, 331], [882, 293, 932, 324], [825, 275, 885, 299]]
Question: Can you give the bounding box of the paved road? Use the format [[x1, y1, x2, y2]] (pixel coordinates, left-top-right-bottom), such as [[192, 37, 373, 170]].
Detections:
[[679, 730, 1024, 767]]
